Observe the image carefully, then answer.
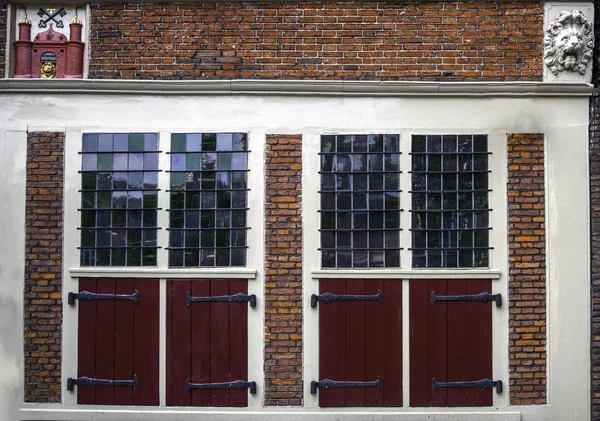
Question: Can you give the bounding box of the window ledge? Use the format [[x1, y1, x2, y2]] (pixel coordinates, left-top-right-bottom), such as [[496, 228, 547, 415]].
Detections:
[[311, 269, 502, 280], [68, 267, 257, 279]]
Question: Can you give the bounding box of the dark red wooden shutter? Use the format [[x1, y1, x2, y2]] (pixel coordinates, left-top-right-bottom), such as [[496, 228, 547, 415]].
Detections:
[[318, 279, 402, 407], [76, 278, 159, 406], [166, 279, 249, 407], [409, 279, 493, 407]]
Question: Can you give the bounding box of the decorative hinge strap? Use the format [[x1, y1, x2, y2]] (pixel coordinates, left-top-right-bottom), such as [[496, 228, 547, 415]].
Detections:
[[185, 292, 256, 308], [67, 375, 139, 391], [68, 290, 139, 306], [431, 291, 502, 307], [311, 290, 382, 307], [432, 377, 503, 394], [310, 376, 381, 394], [185, 379, 256, 394]]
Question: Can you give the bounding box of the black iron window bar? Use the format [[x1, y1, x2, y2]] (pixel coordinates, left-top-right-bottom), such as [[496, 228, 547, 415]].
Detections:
[[67, 375, 139, 391], [68, 290, 139, 306], [79, 188, 160, 193], [318, 247, 402, 251], [318, 170, 403, 175], [78, 208, 162, 211], [166, 208, 250, 212], [78, 169, 162, 173], [167, 246, 249, 251], [186, 379, 256, 394], [167, 169, 250, 174], [432, 377, 502, 394], [431, 291, 502, 307], [311, 377, 381, 394], [409, 151, 492, 155], [167, 188, 250, 192], [186, 291, 256, 308], [166, 150, 251, 154], [311, 290, 382, 307], [79, 151, 163, 154], [318, 209, 405, 213], [78, 246, 161, 250]]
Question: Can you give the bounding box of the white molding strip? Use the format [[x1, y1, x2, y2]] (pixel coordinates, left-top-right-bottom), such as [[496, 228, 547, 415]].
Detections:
[[311, 269, 502, 280], [0, 79, 592, 97], [68, 268, 257, 279]]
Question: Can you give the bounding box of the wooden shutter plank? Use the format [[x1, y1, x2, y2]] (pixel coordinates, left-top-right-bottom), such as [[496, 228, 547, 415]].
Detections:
[[77, 278, 97, 404], [166, 280, 174, 406], [167, 280, 191, 406], [114, 279, 135, 406], [133, 280, 159, 406], [345, 279, 366, 407], [446, 279, 468, 407], [210, 279, 230, 407], [383, 280, 403, 407], [364, 279, 384, 407], [428, 280, 448, 406], [229, 279, 249, 407], [409, 280, 430, 407], [95, 278, 116, 405], [191, 279, 211, 407]]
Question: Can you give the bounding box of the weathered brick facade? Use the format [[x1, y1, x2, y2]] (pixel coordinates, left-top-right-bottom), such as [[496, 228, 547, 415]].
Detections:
[[507, 133, 546, 405], [89, 2, 543, 81], [591, 90, 600, 420], [0, 3, 6, 79], [24, 132, 64, 403], [264, 134, 303, 406]]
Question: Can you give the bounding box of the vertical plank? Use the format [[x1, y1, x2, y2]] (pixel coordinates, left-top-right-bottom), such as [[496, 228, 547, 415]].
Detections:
[[167, 280, 191, 406], [77, 278, 97, 404], [166, 280, 174, 406], [446, 280, 467, 407], [95, 278, 116, 405], [465, 279, 493, 406], [133, 280, 159, 406], [191, 279, 212, 407], [114, 279, 135, 406], [344, 279, 365, 407], [210, 279, 230, 406], [319, 279, 346, 407], [428, 280, 448, 407], [229, 279, 249, 407], [383, 280, 403, 406], [409, 280, 429, 407], [364, 279, 384, 407]]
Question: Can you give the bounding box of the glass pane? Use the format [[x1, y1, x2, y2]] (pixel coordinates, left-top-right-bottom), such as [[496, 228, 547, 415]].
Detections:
[[114, 134, 128, 151], [98, 134, 113, 152], [128, 134, 144, 152], [82, 134, 98, 152]]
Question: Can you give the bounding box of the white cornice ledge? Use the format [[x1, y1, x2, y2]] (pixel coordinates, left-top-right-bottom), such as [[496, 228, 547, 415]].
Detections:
[[0, 79, 593, 97]]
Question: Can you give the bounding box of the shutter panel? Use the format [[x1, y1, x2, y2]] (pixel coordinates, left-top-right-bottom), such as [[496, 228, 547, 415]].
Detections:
[[410, 279, 494, 407], [75, 278, 159, 406], [317, 279, 402, 407], [166, 279, 250, 407]]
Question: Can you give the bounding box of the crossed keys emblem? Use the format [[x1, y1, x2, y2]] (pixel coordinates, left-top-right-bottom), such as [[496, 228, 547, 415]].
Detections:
[[37, 7, 67, 29]]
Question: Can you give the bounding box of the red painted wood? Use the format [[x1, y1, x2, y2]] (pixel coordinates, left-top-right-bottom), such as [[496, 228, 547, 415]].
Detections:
[[345, 279, 366, 406], [409, 280, 430, 407], [319, 279, 346, 407], [364, 279, 384, 407], [210, 280, 230, 407], [167, 280, 191, 406], [95, 278, 116, 405], [132, 280, 159, 406], [191, 279, 211, 407], [428, 280, 448, 406], [114, 279, 135, 406], [229, 279, 249, 407], [446, 280, 467, 407], [383, 280, 402, 406], [166, 280, 174, 406], [77, 278, 97, 404]]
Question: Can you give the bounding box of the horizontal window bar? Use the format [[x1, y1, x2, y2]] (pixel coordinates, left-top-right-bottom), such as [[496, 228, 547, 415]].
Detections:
[[167, 207, 249, 211], [77, 227, 160, 230], [79, 189, 161, 192], [410, 227, 492, 232], [78, 246, 161, 250], [319, 152, 403, 155], [409, 208, 493, 212], [408, 246, 494, 251], [409, 189, 492, 193], [167, 169, 250, 173], [166, 246, 248, 250], [409, 170, 491, 174], [318, 209, 405, 213], [409, 152, 491, 156], [318, 247, 403, 251], [319, 228, 404, 232], [319, 171, 403, 175], [79, 151, 163, 155], [80, 170, 161, 174], [166, 150, 250, 154], [318, 190, 404, 194], [78, 208, 161, 211], [166, 227, 250, 231], [167, 188, 250, 193]]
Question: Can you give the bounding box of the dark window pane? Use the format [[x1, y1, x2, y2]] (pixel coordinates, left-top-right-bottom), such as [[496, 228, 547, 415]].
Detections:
[[126, 248, 141, 266], [185, 249, 200, 267]]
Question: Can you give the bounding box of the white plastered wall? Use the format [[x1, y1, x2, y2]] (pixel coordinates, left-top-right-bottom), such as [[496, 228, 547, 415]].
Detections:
[[0, 90, 590, 421]]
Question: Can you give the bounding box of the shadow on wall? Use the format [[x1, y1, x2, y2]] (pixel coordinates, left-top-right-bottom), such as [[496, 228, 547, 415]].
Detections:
[[0, 290, 22, 421]]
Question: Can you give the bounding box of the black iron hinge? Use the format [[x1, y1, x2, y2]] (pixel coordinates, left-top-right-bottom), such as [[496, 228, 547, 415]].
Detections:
[[432, 377, 503, 394], [431, 291, 502, 307], [67, 375, 139, 391], [186, 379, 256, 394], [186, 292, 256, 308], [311, 377, 381, 394], [311, 290, 382, 307], [68, 290, 139, 306]]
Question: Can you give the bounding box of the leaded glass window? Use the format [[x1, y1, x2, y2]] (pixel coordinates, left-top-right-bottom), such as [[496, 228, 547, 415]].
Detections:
[[410, 134, 491, 268], [168, 133, 249, 267], [319, 134, 401, 268], [79, 133, 159, 266]]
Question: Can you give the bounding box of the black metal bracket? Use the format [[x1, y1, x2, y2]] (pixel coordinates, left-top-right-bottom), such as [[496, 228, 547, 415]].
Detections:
[[432, 377, 503, 394], [67, 375, 139, 391], [311, 290, 382, 307], [310, 377, 381, 394], [431, 291, 502, 307], [68, 290, 139, 306], [185, 379, 256, 394], [186, 292, 256, 308]]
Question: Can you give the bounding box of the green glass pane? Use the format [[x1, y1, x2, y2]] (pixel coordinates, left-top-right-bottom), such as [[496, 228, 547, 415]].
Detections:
[[113, 211, 126, 228], [171, 172, 185, 189], [171, 192, 184, 210], [217, 153, 232, 170], [172, 134, 186, 152], [81, 192, 95, 208], [112, 248, 126, 266], [143, 191, 158, 209], [185, 230, 200, 248], [202, 134, 217, 151], [81, 229, 95, 247], [128, 229, 142, 247], [128, 134, 144, 152], [142, 248, 157, 266], [98, 154, 113, 171], [412, 135, 426, 152], [98, 192, 112, 209], [80, 250, 95, 266], [216, 230, 230, 247], [127, 248, 142, 266], [428, 155, 441, 171], [459, 250, 473, 267], [96, 249, 111, 266], [185, 249, 200, 267], [201, 211, 215, 228], [186, 153, 201, 169], [81, 210, 95, 228], [474, 249, 489, 267], [81, 173, 96, 190], [187, 192, 200, 209], [170, 210, 184, 228]]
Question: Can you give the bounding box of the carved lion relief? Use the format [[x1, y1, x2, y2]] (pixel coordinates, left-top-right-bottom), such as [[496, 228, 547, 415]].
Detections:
[[544, 10, 594, 75]]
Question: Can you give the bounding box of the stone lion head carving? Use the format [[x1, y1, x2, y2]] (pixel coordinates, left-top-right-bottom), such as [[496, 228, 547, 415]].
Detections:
[[544, 10, 594, 75]]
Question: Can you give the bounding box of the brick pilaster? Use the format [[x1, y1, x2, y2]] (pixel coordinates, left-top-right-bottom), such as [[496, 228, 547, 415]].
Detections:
[[264, 134, 303, 406], [507, 133, 546, 405], [24, 132, 64, 403]]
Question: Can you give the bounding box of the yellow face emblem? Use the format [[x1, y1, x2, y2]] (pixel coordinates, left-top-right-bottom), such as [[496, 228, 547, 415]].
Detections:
[[41, 61, 56, 79]]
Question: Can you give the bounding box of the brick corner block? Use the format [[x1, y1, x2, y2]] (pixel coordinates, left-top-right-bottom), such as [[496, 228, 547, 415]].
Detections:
[[24, 131, 64, 403], [507, 133, 546, 405], [264, 134, 303, 406]]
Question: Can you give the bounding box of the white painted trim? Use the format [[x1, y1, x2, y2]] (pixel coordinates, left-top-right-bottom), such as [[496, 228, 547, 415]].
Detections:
[[311, 270, 502, 279], [0, 79, 592, 97], [68, 268, 258, 279]]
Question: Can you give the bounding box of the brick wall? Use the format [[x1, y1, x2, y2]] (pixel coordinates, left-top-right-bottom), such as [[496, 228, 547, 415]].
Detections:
[[0, 3, 7, 78], [264, 134, 303, 406], [591, 91, 600, 420], [24, 132, 64, 403], [89, 1, 543, 80], [507, 133, 546, 405]]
